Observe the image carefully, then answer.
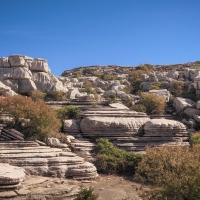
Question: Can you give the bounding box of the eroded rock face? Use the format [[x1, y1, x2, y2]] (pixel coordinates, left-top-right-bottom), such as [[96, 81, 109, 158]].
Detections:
[[81, 116, 150, 137], [0, 82, 16, 96], [0, 163, 25, 189], [30, 58, 50, 73], [8, 55, 27, 67], [63, 119, 81, 136], [173, 97, 195, 112]]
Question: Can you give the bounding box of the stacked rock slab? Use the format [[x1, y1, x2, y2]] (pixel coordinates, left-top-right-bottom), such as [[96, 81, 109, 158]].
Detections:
[[0, 163, 25, 191], [80, 108, 189, 153], [0, 141, 98, 180], [0, 128, 24, 141]]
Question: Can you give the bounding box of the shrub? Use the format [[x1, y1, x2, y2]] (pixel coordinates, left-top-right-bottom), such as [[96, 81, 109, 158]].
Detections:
[[95, 138, 142, 174], [0, 95, 61, 141], [29, 90, 46, 101], [134, 145, 200, 200], [138, 92, 166, 115], [83, 80, 96, 88], [56, 105, 80, 121], [80, 87, 96, 95], [102, 74, 117, 81], [190, 132, 200, 145], [92, 71, 103, 79], [108, 94, 116, 103], [49, 91, 67, 101], [131, 104, 146, 113], [74, 186, 98, 200], [169, 80, 184, 96]]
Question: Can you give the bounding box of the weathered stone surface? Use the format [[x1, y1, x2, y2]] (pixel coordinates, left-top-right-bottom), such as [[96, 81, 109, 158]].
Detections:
[[0, 163, 25, 187], [109, 103, 129, 110], [0, 81, 16, 96], [103, 90, 116, 97], [0, 141, 98, 179], [184, 108, 200, 118], [166, 70, 179, 79], [63, 119, 81, 136], [0, 67, 32, 80], [140, 82, 151, 91], [8, 55, 27, 67], [149, 89, 171, 102], [18, 79, 37, 93], [46, 137, 69, 148], [81, 117, 150, 137], [29, 58, 50, 73], [144, 119, 188, 137], [173, 97, 195, 112], [0, 57, 10, 67], [197, 100, 200, 109], [2, 79, 18, 92], [0, 128, 24, 141]]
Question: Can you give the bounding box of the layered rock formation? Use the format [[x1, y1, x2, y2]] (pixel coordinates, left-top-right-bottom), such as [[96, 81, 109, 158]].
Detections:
[[0, 55, 67, 95], [0, 140, 98, 180]]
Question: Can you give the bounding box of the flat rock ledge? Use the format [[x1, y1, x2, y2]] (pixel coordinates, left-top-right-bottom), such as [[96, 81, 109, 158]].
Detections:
[[0, 141, 98, 180]]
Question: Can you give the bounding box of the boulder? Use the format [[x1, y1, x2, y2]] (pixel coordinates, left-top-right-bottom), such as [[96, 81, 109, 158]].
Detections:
[[18, 79, 37, 94], [0, 81, 16, 96], [149, 89, 171, 102], [140, 74, 149, 81], [103, 90, 116, 97], [0, 57, 10, 67], [0, 163, 25, 188], [0, 67, 32, 80], [63, 119, 81, 136], [2, 79, 18, 92], [8, 55, 27, 67], [95, 87, 105, 93], [96, 80, 107, 88], [144, 119, 188, 137], [29, 58, 50, 73], [80, 116, 150, 137], [173, 97, 195, 112], [184, 108, 200, 118], [196, 100, 200, 109], [46, 137, 68, 148], [166, 70, 179, 79], [140, 82, 151, 91]]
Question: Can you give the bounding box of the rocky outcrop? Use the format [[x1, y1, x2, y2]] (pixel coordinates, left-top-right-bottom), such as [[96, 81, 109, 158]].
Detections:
[[0, 82, 16, 96], [0, 128, 24, 141], [173, 97, 195, 112], [63, 119, 81, 136], [0, 55, 66, 95], [0, 141, 98, 180], [0, 163, 25, 190]]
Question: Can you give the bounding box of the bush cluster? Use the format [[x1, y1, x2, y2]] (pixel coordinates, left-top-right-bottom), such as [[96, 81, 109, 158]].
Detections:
[[95, 138, 142, 174], [135, 145, 200, 200], [74, 187, 98, 200], [56, 105, 80, 121], [132, 92, 166, 115], [0, 95, 61, 141]]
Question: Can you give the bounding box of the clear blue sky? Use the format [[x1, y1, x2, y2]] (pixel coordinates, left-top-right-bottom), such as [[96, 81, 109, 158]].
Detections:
[[0, 0, 200, 75]]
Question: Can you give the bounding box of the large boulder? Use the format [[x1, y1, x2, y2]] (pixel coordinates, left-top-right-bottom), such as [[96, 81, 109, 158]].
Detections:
[[63, 119, 81, 136], [18, 79, 37, 94], [184, 108, 200, 118], [144, 119, 188, 137], [8, 55, 27, 67], [80, 116, 150, 137], [0, 163, 25, 188], [29, 58, 50, 73], [166, 70, 179, 79], [173, 97, 195, 112], [0, 81, 16, 96]]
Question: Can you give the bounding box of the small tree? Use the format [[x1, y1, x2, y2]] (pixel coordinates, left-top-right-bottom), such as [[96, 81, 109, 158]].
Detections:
[[0, 95, 61, 141]]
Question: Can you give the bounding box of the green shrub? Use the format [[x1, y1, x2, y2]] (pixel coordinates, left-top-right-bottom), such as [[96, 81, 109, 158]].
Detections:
[[82, 80, 97, 88], [138, 92, 166, 115], [95, 138, 142, 174], [131, 104, 146, 113], [29, 90, 46, 101], [134, 145, 200, 200], [190, 132, 200, 145], [0, 95, 61, 141], [190, 65, 200, 69], [56, 105, 80, 121], [74, 186, 98, 200], [80, 87, 96, 95], [49, 91, 67, 101], [92, 71, 103, 79], [108, 94, 116, 103]]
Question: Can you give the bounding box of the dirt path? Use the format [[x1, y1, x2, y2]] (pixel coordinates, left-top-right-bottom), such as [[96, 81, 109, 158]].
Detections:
[[0, 174, 144, 200]]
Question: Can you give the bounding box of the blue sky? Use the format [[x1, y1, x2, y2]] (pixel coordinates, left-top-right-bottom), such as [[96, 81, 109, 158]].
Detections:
[[0, 0, 200, 75]]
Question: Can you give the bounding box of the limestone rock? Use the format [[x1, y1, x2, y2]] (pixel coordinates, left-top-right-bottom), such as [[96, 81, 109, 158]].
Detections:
[[0, 57, 10, 67], [0, 81, 16, 96], [149, 89, 171, 102], [2, 79, 18, 92], [18, 79, 37, 94], [80, 116, 150, 137], [46, 137, 68, 148], [196, 100, 200, 109], [103, 90, 116, 97], [8, 55, 27, 67], [144, 119, 188, 137], [109, 103, 129, 110], [184, 108, 200, 118], [30, 58, 50, 73], [166, 70, 179, 79], [140, 82, 151, 91], [173, 97, 195, 112], [63, 119, 81, 136], [0, 163, 25, 188]]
